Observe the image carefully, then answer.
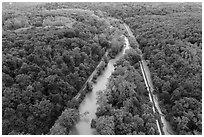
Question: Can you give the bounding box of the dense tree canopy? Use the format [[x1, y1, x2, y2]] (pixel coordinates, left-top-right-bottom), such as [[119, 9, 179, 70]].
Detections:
[[95, 2, 201, 135], [94, 50, 160, 135], [2, 2, 202, 135], [2, 3, 126, 135]]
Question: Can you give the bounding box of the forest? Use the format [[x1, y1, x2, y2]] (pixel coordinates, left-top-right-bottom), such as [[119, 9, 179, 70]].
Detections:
[[91, 49, 160, 135], [2, 2, 202, 135]]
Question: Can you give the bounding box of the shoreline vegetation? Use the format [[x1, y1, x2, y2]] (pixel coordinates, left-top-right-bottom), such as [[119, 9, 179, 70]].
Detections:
[[2, 2, 201, 135]]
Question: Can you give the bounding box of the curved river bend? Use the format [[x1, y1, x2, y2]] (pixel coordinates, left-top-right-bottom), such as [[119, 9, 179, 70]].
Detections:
[[70, 37, 130, 135]]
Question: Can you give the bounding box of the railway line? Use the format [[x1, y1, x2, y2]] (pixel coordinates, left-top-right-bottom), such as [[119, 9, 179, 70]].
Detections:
[[124, 23, 174, 135]]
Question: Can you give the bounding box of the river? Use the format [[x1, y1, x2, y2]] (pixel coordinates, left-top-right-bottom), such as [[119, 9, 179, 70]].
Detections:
[[70, 23, 174, 134], [70, 36, 130, 135]]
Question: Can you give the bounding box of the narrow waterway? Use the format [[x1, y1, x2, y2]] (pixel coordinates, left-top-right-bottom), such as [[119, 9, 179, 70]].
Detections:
[[70, 36, 130, 135]]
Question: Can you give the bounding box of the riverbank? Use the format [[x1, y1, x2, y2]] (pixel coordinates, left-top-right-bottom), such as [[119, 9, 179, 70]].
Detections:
[[74, 51, 109, 100], [70, 35, 130, 135]]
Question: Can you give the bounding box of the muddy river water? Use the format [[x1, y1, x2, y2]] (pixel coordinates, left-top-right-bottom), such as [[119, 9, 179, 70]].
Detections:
[[70, 36, 130, 135], [70, 33, 174, 135]]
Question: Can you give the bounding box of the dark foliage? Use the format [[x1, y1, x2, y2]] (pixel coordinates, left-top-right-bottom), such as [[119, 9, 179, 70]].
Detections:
[[2, 5, 124, 134], [94, 51, 160, 135], [2, 2, 202, 135]]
